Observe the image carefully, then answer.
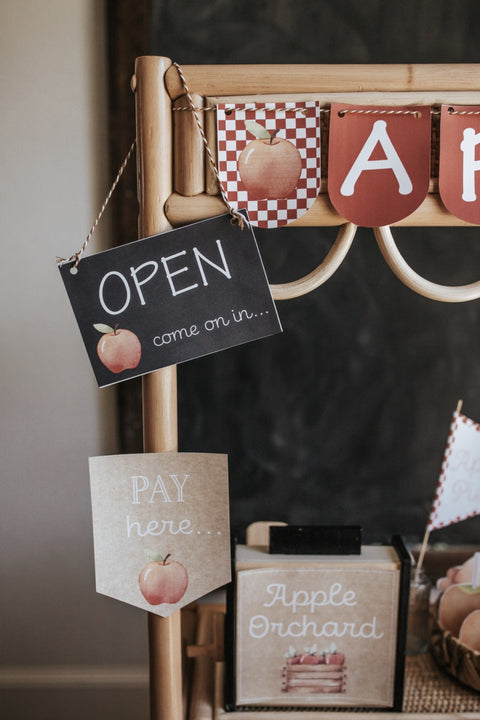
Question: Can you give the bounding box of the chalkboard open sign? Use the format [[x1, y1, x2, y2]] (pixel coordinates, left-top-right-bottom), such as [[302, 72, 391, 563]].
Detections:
[[59, 212, 281, 387], [225, 534, 410, 711]]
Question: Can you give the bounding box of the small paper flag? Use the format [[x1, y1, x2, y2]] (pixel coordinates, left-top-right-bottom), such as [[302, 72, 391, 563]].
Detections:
[[428, 410, 480, 531]]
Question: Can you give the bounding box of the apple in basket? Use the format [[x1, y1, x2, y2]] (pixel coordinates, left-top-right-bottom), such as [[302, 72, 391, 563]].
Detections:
[[238, 121, 302, 200], [459, 609, 480, 651], [438, 583, 480, 637], [94, 323, 141, 373], [138, 553, 188, 605], [437, 554, 478, 592]]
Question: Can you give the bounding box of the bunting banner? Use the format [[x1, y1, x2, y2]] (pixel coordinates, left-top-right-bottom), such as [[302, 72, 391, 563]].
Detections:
[[328, 104, 431, 227], [216, 101, 321, 228], [428, 410, 480, 531], [439, 105, 480, 225]]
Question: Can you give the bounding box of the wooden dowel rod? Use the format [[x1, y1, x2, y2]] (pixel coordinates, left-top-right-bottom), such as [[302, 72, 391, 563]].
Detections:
[[163, 62, 480, 101], [148, 610, 183, 720], [174, 93, 205, 196], [164, 190, 474, 229], [142, 367, 178, 454], [189, 605, 217, 720], [135, 55, 183, 720], [205, 98, 219, 196]]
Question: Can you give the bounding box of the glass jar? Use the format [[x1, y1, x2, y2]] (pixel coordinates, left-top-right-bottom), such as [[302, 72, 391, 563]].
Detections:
[[406, 566, 431, 655]]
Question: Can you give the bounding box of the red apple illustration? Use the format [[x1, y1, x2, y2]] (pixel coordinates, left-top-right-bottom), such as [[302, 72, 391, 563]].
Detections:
[[238, 120, 302, 200], [285, 646, 301, 664], [299, 644, 322, 664], [324, 642, 345, 665], [138, 553, 188, 605], [286, 656, 301, 665], [325, 652, 345, 665], [94, 323, 141, 374]]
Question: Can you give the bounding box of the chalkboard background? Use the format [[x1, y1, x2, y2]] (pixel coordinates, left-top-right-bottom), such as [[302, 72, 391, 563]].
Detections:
[[109, 0, 480, 545]]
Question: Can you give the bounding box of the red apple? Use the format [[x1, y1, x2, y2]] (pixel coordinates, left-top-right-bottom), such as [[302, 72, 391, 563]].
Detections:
[[299, 653, 321, 665], [94, 323, 141, 373], [437, 555, 477, 592], [459, 609, 480, 651], [138, 553, 188, 605], [325, 652, 345, 665], [238, 121, 302, 200], [438, 583, 480, 636], [299, 644, 322, 664]]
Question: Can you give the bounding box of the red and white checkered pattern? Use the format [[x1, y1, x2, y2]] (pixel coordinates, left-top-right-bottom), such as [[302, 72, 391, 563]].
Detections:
[[428, 411, 480, 531], [217, 102, 321, 228]]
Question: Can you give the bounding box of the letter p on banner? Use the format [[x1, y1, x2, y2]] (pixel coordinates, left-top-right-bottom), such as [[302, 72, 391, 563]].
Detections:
[[328, 104, 431, 227], [439, 105, 480, 224]]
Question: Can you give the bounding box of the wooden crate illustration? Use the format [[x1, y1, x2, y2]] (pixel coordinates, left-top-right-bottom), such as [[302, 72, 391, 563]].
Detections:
[[282, 661, 347, 694]]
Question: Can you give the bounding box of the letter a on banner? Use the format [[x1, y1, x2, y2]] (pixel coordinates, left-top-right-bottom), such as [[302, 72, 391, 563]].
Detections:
[[216, 102, 321, 228], [439, 105, 480, 224], [328, 104, 431, 226]]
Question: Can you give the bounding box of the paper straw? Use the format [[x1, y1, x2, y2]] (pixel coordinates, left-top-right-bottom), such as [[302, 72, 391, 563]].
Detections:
[[472, 552, 480, 589]]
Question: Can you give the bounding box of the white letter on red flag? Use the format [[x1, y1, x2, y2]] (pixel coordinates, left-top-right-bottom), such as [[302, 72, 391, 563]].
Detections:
[[328, 104, 430, 227], [439, 105, 480, 224]]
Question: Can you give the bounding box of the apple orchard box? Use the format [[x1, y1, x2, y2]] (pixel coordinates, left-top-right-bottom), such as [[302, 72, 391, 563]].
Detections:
[[225, 530, 410, 711]]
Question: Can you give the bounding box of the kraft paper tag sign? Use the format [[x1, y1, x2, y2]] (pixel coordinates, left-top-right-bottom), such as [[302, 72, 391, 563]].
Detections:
[[89, 452, 230, 617], [59, 212, 281, 387], [226, 540, 410, 710]]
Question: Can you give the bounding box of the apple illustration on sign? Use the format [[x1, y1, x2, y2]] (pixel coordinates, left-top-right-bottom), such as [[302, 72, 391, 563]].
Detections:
[[138, 553, 188, 605], [238, 120, 302, 200], [94, 323, 141, 374]]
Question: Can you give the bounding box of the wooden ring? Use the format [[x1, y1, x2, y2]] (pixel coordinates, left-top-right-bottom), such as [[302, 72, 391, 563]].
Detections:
[[374, 225, 480, 303], [270, 223, 357, 300]]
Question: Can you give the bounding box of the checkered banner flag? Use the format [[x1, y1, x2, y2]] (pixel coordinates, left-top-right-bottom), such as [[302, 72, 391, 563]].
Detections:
[[428, 410, 480, 531], [217, 102, 321, 228]]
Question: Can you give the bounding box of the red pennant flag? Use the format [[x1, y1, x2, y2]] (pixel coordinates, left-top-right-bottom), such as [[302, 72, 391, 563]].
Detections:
[[428, 410, 480, 531], [328, 104, 431, 227], [216, 101, 321, 228], [439, 105, 480, 225]]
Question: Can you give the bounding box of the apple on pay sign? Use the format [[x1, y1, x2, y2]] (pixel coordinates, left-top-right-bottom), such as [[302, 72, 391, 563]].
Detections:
[[58, 212, 282, 387], [89, 452, 231, 616]]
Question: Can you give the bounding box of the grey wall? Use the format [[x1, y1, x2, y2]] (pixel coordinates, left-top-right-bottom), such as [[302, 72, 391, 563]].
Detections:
[[148, 0, 480, 545], [1, 2, 149, 719]]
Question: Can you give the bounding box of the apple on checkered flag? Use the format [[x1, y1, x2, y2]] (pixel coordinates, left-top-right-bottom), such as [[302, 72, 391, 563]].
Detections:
[[217, 101, 321, 228], [427, 408, 480, 531]]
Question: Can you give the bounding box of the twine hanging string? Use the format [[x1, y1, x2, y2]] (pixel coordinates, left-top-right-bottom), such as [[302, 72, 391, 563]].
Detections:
[[173, 62, 245, 229], [57, 139, 136, 272], [56, 83, 477, 272], [337, 107, 423, 118]]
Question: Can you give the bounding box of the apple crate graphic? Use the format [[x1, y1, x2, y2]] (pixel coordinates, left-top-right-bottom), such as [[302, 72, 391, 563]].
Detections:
[[281, 643, 347, 695], [217, 101, 321, 228]]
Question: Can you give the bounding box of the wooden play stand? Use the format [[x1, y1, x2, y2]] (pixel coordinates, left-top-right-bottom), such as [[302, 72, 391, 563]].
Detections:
[[132, 58, 480, 719]]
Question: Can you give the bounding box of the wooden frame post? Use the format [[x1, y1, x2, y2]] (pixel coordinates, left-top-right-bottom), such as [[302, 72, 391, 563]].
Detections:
[[134, 55, 183, 720]]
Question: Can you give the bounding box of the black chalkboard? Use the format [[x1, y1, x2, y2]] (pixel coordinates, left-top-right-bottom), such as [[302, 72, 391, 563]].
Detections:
[[137, 0, 480, 546], [59, 213, 281, 387]]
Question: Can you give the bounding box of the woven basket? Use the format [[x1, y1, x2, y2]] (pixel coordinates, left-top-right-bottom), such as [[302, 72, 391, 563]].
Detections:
[[430, 615, 480, 692]]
